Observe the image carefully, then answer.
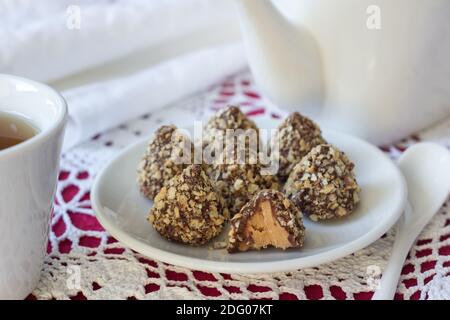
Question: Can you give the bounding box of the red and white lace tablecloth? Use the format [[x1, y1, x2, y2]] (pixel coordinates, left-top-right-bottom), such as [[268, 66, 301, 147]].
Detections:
[[30, 70, 450, 300]]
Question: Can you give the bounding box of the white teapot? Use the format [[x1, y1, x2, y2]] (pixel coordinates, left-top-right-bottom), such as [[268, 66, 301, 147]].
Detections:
[[235, 0, 450, 144]]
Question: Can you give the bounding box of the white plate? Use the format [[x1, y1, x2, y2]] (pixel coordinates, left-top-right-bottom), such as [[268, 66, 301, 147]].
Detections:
[[91, 118, 407, 274]]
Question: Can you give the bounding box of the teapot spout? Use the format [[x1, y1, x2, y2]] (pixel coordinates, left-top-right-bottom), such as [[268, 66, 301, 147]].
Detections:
[[234, 0, 324, 114]]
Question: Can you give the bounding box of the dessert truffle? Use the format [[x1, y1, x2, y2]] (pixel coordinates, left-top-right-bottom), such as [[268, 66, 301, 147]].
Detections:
[[203, 105, 278, 215], [202, 105, 262, 166], [210, 160, 280, 217], [203, 105, 259, 150], [148, 165, 228, 246], [275, 112, 325, 181], [228, 190, 305, 253], [284, 144, 360, 221], [138, 125, 192, 200]]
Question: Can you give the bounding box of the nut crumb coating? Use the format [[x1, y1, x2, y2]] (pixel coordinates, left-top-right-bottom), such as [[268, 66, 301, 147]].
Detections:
[[228, 190, 305, 253], [284, 144, 360, 221], [275, 112, 325, 181], [203, 105, 258, 147], [203, 105, 278, 215], [148, 165, 228, 246], [210, 161, 280, 217], [138, 125, 192, 200]]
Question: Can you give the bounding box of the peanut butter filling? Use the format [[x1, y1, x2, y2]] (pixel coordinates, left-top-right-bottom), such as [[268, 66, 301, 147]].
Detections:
[[228, 190, 305, 253], [238, 200, 292, 251]]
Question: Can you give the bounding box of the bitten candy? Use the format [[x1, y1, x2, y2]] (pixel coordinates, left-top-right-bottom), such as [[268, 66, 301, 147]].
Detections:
[[275, 112, 325, 181], [148, 165, 228, 246], [284, 144, 360, 221], [138, 125, 192, 200], [228, 189, 305, 253]]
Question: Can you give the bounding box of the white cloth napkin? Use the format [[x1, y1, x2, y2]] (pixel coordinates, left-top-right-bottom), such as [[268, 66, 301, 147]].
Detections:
[[0, 0, 247, 150], [0, 0, 238, 82], [62, 42, 247, 151]]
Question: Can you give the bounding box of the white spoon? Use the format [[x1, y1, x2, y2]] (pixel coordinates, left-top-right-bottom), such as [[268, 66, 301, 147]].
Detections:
[[373, 142, 450, 300]]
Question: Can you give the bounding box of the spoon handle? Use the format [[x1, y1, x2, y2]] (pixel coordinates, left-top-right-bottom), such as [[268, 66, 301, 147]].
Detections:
[[372, 208, 418, 300]]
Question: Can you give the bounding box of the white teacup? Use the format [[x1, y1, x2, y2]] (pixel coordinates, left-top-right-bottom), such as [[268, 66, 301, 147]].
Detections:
[[0, 74, 67, 299]]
